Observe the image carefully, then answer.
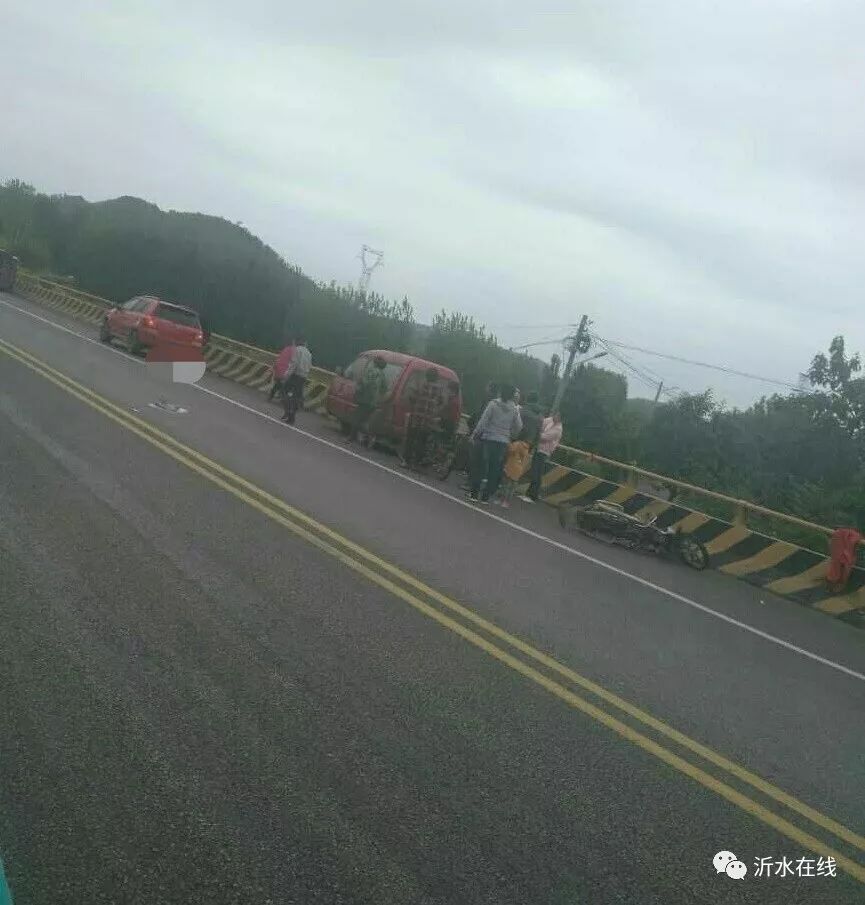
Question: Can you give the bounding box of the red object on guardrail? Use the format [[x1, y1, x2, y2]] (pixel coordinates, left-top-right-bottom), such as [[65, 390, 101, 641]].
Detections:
[[826, 528, 862, 592]]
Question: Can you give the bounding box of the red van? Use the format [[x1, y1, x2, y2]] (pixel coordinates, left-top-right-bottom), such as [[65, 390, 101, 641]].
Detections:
[[327, 350, 461, 443]]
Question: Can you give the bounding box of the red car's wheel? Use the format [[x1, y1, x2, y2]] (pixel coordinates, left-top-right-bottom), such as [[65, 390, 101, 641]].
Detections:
[[99, 319, 111, 343]]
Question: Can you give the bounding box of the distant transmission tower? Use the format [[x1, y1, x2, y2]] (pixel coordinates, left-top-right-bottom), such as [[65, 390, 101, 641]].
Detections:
[[357, 244, 384, 295]]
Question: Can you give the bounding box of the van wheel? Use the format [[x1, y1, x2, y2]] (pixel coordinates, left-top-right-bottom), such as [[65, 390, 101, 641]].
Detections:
[[338, 420, 351, 436]]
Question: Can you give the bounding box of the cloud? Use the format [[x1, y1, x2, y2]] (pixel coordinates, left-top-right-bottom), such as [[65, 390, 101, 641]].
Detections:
[[5, 1, 864, 405]]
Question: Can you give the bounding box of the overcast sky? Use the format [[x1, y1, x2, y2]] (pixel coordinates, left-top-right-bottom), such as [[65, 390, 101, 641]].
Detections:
[[6, 1, 864, 404]]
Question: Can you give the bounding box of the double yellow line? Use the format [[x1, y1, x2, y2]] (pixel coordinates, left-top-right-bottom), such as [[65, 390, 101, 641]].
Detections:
[[2, 335, 864, 883]]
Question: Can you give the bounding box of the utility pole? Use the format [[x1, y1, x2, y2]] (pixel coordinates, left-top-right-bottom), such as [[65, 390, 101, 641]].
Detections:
[[653, 381, 664, 404], [552, 315, 591, 412]]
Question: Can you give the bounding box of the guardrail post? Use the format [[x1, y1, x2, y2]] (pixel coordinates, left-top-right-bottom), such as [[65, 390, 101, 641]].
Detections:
[[625, 467, 638, 488], [733, 502, 749, 527]]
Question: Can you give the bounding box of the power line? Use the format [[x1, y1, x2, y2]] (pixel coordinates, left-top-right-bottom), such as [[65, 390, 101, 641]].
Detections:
[[599, 342, 659, 387], [616, 348, 666, 385], [594, 337, 667, 393], [504, 323, 578, 330], [602, 357, 656, 389], [601, 350, 664, 393], [510, 335, 570, 351], [594, 336, 688, 402], [511, 324, 673, 399], [592, 333, 665, 382], [592, 349, 684, 402], [593, 334, 808, 393]]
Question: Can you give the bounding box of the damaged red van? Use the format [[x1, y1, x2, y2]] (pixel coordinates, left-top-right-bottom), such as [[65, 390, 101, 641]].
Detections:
[[326, 350, 461, 443]]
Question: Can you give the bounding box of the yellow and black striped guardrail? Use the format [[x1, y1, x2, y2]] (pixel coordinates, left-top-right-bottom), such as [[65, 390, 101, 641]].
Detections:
[[538, 462, 865, 625], [11, 271, 864, 626], [12, 272, 333, 412], [4, 332, 865, 887], [14, 272, 109, 326]]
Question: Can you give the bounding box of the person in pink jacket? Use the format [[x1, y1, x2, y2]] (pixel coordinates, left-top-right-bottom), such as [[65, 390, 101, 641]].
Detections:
[[268, 339, 296, 401], [521, 411, 563, 503]]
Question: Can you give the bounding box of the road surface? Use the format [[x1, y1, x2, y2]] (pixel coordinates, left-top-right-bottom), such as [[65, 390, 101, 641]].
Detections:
[[1, 292, 864, 904]]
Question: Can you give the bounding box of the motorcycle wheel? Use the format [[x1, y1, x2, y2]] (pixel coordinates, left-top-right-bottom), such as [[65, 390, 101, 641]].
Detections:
[[679, 537, 709, 570], [558, 505, 577, 531]]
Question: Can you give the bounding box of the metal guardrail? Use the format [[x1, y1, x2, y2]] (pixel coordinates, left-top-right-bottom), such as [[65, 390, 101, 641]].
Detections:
[[202, 331, 336, 387], [17, 272, 338, 386], [552, 445, 843, 544], [15, 273, 847, 546]]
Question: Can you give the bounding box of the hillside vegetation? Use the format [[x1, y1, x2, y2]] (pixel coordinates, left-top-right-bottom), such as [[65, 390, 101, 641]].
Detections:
[[2, 178, 863, 542]]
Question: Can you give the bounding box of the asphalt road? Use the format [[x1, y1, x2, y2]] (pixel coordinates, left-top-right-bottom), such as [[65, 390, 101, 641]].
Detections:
[[1, 293, 864, 904]]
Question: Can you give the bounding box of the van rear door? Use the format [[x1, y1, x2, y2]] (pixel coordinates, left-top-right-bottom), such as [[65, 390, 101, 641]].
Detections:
[[329, 354, 369, 418]]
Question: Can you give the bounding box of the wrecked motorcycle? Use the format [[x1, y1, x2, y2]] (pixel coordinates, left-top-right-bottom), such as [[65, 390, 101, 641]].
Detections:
[[558, 500, 709, 570]]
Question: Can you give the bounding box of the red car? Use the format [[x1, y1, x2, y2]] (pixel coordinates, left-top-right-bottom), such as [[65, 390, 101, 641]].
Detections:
[[100, 295, 204, 354]]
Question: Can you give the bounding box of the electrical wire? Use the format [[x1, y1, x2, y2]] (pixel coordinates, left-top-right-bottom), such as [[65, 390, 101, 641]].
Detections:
[[509, 334, 571, 351], [592, 333, 807, 393], [614, 348, 666, 385], [589, 348, 661, 393], [601, 345, 660, 388], [504, 323, 578, 330], [594, 337, 667, 394], [590, 332, 667, 383], [608, 357, 662, 393]]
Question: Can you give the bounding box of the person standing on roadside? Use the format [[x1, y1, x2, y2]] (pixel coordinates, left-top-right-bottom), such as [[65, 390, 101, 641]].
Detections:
[[495, 438, 532, 509], [269, 338, 296, 401], [401, 367, 443, 469], [349, 355, 388, 444], [521, 411, 562, 503], [462, 381, 498, 491], [281, 336, 312, 424], [468, 381, 498, 433], [518, 390, 543, 448], [467, 384, 522, 504]]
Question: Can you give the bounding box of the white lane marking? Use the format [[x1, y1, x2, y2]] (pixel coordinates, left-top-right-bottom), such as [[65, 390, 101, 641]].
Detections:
[[2, 294, 864, 684], [0, 296, 148, 366]]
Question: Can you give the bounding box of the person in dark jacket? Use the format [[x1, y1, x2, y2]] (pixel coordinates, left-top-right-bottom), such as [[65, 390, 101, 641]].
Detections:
[[518, 390, 543, 447], [401, 367, 443, 469], [349, 356, 388, 444], [463, 382, 498, 490], [467, 382, 498, 433]]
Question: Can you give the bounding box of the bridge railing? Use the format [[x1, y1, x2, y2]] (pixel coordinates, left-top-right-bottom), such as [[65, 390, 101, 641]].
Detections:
[[13, 271, 849, 552], [550, 445, 845, 553]]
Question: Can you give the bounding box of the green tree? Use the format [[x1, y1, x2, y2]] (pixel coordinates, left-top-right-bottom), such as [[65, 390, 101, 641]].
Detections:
[[807, 335, 865, 439], [424, 310, 547, 412], [6, 178, 863, 535], [558, 364, 628, 453]]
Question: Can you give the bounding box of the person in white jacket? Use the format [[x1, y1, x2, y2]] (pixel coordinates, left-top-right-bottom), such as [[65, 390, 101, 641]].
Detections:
[[467, 384, 522, 503], [281, 337, 312, 424], [521, 411, 562, 503]]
